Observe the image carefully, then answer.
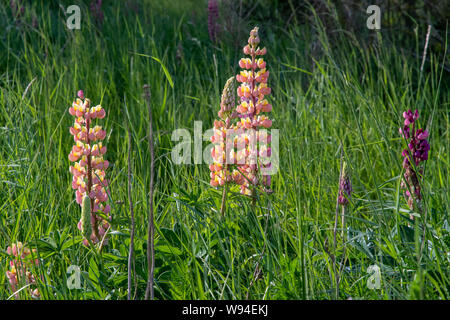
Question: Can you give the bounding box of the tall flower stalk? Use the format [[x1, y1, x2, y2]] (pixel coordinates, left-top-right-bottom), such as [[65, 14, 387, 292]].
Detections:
[[209, 27, 273, 298], [210, 76, 236, 215], [90, 0, 104, 26], [69, 90, 110, 247], [234, 26, 272, 198], [210, 77, 236, 192], [399, 109, 431, 264], [338, 161, 352, 238], [399, 109, 430, 216], [331, 152, 352, 299], [207, 0, 219, 43], [209, 26, 273, 213]]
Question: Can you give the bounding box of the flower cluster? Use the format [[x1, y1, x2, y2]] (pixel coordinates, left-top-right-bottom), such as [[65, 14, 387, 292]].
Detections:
[[10, 0, 24, 19], [208, 0, 219, 43], [210, 77, 236, 188], [90, 0, 104, 26], [233, 26, 272, 195], [399, 109, 430, 210], [5, 242, 40, 299], [69, 90, 110, 246], [209, 27, 273, 197], [338, 161, 352, 206], [10, 0, 38, 28]]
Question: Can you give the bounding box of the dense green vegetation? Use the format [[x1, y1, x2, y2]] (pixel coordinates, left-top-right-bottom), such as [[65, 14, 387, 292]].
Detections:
[[0, 0, 448, 300]]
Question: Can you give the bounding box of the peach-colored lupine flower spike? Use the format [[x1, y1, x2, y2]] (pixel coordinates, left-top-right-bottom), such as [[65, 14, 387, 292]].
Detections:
[[232, 26, 272, 195], [209, 27, 273, 201], [69, 90, 110, 246], [209, 77, 237, 189]]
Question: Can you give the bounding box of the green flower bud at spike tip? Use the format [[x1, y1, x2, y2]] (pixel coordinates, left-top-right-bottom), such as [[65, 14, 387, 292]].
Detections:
[[341, 161, 348, 179], [81, 195, 91, 240]]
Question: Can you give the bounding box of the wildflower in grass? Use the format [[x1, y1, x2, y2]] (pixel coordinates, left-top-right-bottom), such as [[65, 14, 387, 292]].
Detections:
[[10, 0, 24, 21], [10, 0, 37, 28], [209, 26, 273, 210], [90, 0, 104, 26], [69, 90, 110, 246], [338, 161, 352, 206], [208, 0, 219, 43], [210, 77, 236, 190], [233, 26, 272, 196], [337, 160, 351, 240], [399, 109, 430, 213], [6, 242, 40, 299]]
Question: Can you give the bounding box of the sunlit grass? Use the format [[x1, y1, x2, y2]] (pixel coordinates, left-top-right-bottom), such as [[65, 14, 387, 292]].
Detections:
[[0, 0, 448, 300]]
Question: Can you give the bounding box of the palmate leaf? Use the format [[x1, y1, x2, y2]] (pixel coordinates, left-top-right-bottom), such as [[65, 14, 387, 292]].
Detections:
[[84, 257, 107, 299]]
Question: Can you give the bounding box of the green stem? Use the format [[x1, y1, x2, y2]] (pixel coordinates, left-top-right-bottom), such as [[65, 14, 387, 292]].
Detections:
[[220, 165, 229, 216]]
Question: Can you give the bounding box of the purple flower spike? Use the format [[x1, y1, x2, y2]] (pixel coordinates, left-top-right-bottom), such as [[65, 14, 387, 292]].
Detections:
[[399, 109, 429, 212], [338, 162, 352, 206], [90, 0, 104, 25], [208, 0, 219, 43]]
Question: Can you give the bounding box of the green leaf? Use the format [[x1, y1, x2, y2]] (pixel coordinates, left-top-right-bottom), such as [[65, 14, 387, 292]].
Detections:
[[158, 245, 182, 256], [131, 52, 174, 88]]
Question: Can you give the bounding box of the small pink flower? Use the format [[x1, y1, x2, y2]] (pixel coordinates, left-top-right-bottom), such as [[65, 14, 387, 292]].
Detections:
[[260, 118, 272, 128], [97, 108, 106, 119], [103, 204, 111, 214], [95, 129, 106, 140], [6, 271, 17, 286]]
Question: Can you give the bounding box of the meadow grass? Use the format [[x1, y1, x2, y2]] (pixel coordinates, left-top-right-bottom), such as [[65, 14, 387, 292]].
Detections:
[[0, 1, 448, 300]]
